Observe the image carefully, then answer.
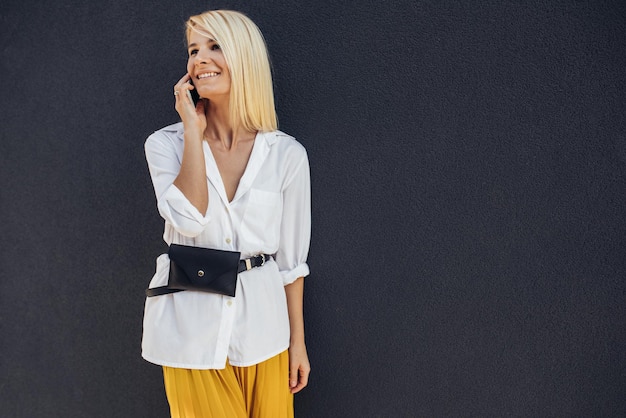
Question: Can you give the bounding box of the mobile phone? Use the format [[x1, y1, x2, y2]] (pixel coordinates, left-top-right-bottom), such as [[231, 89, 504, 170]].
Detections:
[[186, 80, 200, 105]]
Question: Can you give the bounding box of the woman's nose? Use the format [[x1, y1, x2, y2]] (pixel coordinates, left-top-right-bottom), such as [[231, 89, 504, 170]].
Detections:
[[195, 49, 212, 63]]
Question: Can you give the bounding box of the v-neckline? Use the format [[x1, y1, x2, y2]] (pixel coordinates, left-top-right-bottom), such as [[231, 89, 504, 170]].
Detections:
[[203, 131, 268, 205]]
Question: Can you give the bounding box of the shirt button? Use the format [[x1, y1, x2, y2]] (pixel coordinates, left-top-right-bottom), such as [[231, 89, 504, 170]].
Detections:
[[225, 238, 232, 244], [227, 300, 233, 307]]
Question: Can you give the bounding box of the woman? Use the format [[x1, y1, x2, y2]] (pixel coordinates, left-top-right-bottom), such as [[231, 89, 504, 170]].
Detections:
[[142, 10, 311, 417]]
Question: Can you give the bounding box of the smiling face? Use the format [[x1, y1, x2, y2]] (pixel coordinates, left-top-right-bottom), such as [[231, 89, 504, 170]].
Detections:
[[186, 31, 231, 101], [184, 10, 277, 132]]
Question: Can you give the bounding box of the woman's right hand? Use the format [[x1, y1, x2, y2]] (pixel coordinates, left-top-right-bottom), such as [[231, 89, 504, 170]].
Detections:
[[171, 73, 210, 214], [173, 73, 206, 139]]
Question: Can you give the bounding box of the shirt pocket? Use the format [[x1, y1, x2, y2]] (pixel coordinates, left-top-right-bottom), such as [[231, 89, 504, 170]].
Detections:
[[240, 189, 282, 248]]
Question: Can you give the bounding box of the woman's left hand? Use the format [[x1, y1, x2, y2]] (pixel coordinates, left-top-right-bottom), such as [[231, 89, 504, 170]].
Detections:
[[288, 342, 310, 394]]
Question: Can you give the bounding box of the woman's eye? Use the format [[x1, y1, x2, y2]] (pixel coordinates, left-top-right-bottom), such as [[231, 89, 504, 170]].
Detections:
[[189, 49, 198, 56], [211, 44, 221, 51]]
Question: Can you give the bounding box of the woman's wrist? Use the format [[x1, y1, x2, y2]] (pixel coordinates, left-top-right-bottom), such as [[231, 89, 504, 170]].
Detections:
[[290, 334, 306, 347], [183, 128, 204, 143]]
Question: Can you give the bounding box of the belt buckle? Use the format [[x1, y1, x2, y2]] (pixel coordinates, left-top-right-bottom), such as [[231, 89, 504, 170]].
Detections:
[[260, 254, 266, 266]]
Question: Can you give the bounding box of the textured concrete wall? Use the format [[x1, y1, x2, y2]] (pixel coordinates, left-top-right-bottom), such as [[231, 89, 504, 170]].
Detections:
[[1, 0, 625, 416]]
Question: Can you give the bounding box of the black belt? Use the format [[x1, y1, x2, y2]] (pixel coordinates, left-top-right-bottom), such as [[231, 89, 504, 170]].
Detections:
[[145, 253, 272, 298], [238, 254, 271, 273]]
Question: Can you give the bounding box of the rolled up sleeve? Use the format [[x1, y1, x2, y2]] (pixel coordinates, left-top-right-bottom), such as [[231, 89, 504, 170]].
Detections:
[[145, 130, 211, 237], [275, 149, 311, 285]]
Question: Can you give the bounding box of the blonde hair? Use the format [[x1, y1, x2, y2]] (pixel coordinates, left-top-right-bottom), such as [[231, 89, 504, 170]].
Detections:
[[186, 10, 277, 132]]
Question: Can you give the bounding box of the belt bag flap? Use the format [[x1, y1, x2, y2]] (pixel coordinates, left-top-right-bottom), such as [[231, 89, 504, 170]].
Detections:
[[168, 244, 241, 297]]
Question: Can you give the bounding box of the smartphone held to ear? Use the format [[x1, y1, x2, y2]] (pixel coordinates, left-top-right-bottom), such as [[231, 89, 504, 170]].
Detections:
[[186, 81, 200, 105]]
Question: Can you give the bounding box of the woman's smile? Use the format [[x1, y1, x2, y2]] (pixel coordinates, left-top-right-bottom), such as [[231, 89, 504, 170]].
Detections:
[[197, 72, 220, 79]]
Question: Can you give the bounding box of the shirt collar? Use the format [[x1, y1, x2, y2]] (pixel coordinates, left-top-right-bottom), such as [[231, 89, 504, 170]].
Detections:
[[169, 123, 280, 147]]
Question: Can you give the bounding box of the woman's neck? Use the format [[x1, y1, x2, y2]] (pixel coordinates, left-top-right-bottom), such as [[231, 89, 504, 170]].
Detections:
[[202, 99, 250, 151]]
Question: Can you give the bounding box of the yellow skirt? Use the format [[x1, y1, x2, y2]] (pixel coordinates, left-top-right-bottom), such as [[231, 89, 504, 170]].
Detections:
[[162, 350, 294, 418]]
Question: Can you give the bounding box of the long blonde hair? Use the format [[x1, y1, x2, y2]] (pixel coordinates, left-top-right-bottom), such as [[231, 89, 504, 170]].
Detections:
[[186, 10, 278, 132]]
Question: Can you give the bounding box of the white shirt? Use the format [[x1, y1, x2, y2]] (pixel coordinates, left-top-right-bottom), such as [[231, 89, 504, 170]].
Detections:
[[141, 123, 311, 369]]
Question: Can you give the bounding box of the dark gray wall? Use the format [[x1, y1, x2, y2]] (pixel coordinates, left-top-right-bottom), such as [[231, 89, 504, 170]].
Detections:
[[1, 0, 625, 416]]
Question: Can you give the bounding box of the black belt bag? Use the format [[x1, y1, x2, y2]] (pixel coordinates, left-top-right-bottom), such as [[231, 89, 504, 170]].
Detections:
[[145, 244, 270, 297]]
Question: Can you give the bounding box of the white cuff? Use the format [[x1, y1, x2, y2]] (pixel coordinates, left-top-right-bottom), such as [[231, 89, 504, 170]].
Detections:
[[281, 263, 310, 286], [158, 185, 211, 237]]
